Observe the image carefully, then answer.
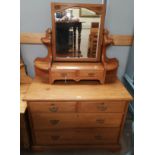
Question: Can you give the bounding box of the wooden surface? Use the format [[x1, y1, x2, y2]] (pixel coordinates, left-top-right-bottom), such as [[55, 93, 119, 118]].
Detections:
[[20, 61, 32, 113], [31, 113, 123, 129], [23, 77, 132, 101], [50, 62, 105, 84], [20, 33, 45, 44], [20, 84, 30, 113], [20, 63, 32, 149], [26, 77, 132, 151], [52, 62, 104, 70], [20, 32, 133, 46], [34, 128, 120, 145], [28, 101, 126, 113], [110, 35, 133, 46], [35, 60, 50, 70]]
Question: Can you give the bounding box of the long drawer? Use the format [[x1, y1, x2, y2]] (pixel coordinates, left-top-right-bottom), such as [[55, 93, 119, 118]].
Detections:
[[34, 128, 120, 145], [79, 101, 126, 113], [29, 102, 76, 113], [31, 113, 123, 129]]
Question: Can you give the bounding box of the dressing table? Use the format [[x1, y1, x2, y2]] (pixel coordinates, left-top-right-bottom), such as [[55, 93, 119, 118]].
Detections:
[[23, 2, 132, 152]]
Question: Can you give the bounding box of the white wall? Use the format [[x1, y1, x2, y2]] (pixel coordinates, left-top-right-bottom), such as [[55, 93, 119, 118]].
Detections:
[[20, 0, 134, 80]]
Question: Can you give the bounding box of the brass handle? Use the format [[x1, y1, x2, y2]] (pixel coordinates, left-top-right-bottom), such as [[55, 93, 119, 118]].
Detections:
[[96, 119, 105, 124], [95, 135, 103, 140], [88, 73, 95, 77], [50, 120, 59, 125], [49, 106, 58, 112], [51, 135, 60, 140], [97, 103, 107, 111]]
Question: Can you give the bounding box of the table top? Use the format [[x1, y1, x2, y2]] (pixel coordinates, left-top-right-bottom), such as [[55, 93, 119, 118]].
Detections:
[[23, 77, 132, 102]]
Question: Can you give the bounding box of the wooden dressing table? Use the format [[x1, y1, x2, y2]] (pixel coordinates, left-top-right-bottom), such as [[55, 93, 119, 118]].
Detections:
[[22, 2, 132, 152]]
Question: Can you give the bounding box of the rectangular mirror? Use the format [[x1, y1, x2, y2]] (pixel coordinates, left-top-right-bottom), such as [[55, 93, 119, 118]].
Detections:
[[51, 3, 105, 62]]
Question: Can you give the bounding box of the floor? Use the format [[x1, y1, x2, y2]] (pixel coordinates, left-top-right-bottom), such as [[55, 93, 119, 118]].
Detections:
[[21, 118, 134, 155]]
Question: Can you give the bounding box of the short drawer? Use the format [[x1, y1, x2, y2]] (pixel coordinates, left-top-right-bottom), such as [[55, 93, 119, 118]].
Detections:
[[79, 70, 103, 78], [79, 101, 126, 113], [31, 113, 123, 130], [52, 71, 76, 78], [29, 102, 76, 113], [35, 128, 120, 145]]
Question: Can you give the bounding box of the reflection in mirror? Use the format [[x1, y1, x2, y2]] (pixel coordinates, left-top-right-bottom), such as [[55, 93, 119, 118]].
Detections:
[[55, 8, 101, 58]]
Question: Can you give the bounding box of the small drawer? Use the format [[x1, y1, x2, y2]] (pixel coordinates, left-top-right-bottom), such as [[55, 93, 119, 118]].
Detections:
[[35, 128, 120, 145], [79, 70, 103, 78], [31, 113, 123, 130], [79, 101, 126, 113], [52, 71, 76, 78], [29, 102, 76, 113]]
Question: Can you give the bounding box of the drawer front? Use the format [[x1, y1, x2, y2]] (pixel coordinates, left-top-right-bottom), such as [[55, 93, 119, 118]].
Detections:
[[32, 113, 122, 129], [79, 70, 103, 78], [35, 128, 120, 145], [52, 71, 76, 79], [29, 102, 76, 113], [79, 101, 126, 113]]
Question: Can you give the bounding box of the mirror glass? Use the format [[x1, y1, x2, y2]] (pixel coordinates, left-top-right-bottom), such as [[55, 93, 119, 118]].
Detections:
[[55, 8, 101, 58]]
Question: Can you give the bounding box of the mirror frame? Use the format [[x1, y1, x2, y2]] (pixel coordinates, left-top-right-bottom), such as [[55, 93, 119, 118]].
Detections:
[[51, 3, 106, 62]]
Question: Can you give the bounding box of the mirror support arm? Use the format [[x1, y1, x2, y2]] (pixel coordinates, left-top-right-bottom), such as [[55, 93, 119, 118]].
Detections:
[[41, 28, 52, 62], [34, 28, 53, 83], [103, 29, 114, 47], [102, 29, 119, 83]]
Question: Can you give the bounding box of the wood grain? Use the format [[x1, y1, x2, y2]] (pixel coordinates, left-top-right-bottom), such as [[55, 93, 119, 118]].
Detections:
[[110, 35, 133, 46], [23, 77, 132, 101], [34, 128, 120, 145], [50, 62, 105, 84], [20, 32, 133, 46], [31, 113, 123, 129], [78, 101, 126, 113], [20, 33, 45, 44], [29, 101, 76, 113]]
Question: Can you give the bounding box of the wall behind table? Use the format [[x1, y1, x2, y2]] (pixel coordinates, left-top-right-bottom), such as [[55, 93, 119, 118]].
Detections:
[[21, 0, 134, 80]]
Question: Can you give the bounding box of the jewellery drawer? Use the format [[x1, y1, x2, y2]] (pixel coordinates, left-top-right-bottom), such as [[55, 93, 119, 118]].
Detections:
[[34, 128, 120, 145], [52, 70, 76, 78], [79, 70, 103, 78], [79, 101, 126, 113], [29, 102, 76, 113], [31, 113, 123, 129]]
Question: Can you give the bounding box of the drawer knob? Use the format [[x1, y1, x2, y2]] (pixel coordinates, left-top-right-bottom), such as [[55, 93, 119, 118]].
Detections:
[[96, 119, 105, 124], [97, 103, 107, 111], [49, 106, 58, 112], [50, 120, 59, 125], [51, 135, 60, 140], [95, 135, 103, 140]]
